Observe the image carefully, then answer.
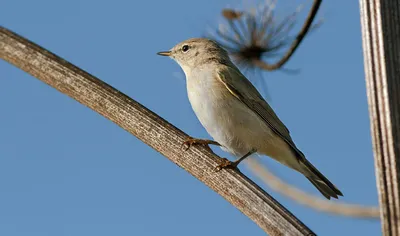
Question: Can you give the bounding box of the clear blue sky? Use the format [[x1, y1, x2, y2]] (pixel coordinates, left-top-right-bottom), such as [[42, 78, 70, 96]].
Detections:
[[0, 0, 380, 235]]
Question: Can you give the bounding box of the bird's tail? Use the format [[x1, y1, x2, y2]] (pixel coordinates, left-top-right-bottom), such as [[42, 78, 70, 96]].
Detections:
[[299, 157, 343, 199]]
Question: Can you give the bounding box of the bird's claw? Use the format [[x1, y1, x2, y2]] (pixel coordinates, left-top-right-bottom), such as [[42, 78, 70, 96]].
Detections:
[[181, 137, 215, 152], [215, 158, 237, 171]]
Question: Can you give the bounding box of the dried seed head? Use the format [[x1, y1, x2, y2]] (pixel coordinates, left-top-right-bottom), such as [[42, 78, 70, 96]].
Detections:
[[207, 1, 319, 98], [213, 3, 298, 70], [222, 9, 243, 20]]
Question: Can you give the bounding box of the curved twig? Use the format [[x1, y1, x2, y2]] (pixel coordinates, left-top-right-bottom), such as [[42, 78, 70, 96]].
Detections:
[[246, 158, 380, 218], [254, 0, 322, 71]]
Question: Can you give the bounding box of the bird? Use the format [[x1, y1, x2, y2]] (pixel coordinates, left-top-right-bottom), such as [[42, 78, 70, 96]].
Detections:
[[157, 38, 343, 199]]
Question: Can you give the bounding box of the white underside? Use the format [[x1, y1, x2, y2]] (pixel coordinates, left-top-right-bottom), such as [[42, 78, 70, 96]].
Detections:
[[185, 68, 301, 171]]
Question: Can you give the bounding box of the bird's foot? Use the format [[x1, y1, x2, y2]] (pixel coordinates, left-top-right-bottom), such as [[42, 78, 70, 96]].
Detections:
[[215, 149, 255, 171], [182, 137, 220, 152], [215, 158, 238, 171]]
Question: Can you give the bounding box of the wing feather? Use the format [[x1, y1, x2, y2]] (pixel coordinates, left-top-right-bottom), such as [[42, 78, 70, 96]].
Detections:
[[216, 66, 302, 156]]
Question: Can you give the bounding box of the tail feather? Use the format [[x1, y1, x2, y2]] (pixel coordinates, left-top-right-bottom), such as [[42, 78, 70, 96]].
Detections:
[[307, 177, 340, 199], [300, 158, 343, 200]]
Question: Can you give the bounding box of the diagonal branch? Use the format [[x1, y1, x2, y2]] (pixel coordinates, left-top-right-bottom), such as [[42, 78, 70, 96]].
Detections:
[[253, 0, 322, 71], [247, 159, 380, 218], [0, 26, 315, 236]]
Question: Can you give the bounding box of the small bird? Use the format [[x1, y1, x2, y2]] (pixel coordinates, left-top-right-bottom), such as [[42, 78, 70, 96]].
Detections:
[[157, 38, 342, 199]]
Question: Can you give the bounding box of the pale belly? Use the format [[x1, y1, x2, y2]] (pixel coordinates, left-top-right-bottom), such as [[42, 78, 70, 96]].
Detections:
[[186, 76, 293, 163]]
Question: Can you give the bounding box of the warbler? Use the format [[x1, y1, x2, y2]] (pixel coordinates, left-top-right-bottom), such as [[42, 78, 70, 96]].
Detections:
[[157, 38, 342, 199]]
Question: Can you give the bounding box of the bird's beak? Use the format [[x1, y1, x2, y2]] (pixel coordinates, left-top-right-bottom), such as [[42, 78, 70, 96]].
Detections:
[[157, 51, 172, 56]]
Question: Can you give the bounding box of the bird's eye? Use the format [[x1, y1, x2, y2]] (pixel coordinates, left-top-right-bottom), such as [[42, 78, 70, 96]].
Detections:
[[182, 45, 189, 52]]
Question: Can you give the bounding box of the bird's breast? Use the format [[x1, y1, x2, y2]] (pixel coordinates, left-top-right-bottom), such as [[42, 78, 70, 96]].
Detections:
[[186, 71, 233, 135], [186, 70, 275, 156]]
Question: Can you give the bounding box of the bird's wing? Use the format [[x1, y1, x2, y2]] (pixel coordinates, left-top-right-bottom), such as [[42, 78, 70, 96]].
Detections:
[[216, 66, 302, 156]]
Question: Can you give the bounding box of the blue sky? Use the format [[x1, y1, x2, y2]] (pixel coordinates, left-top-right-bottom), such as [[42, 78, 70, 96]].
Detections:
[[0, 0, 380, 235]]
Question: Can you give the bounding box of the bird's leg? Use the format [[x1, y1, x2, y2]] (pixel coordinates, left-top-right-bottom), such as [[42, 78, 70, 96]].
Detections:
[[182, 136, 221, 152], [216, 148, 257, 171]]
